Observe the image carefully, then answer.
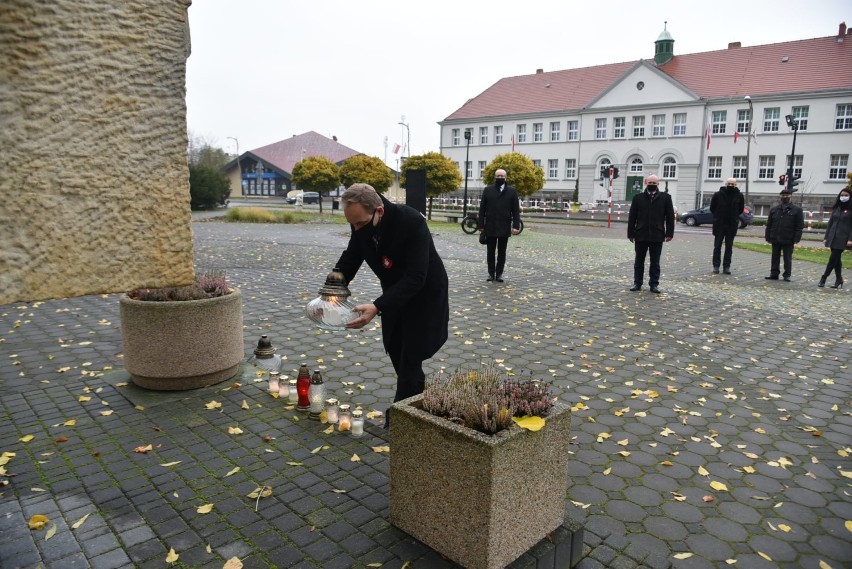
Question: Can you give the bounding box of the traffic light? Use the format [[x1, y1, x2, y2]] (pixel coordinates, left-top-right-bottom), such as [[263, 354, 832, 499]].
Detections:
[[787, 174, 800, 192], [778, 174, 787, 186], [611, 167, 620, 180], [600, 166, 609, 179]]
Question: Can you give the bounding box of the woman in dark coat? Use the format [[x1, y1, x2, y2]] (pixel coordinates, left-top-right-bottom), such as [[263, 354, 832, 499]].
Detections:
[[819, 188, 852, 288], [334, 184, 449, 404]]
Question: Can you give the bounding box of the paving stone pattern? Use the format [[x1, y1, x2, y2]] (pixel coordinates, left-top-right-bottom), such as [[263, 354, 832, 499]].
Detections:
[[1, 218, 850, 569]]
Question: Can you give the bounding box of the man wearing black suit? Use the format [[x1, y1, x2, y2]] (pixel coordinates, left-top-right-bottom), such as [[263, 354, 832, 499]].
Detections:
[[478, 169, 521, 282]]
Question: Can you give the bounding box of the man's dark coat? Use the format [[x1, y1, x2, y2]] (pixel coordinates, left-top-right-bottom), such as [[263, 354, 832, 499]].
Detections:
[[336, 196, 449, 361], [765, 201, 804, 245], [627, 189, 675, 242], [710, 185, 745, 236], [478, 183, 521, 237]]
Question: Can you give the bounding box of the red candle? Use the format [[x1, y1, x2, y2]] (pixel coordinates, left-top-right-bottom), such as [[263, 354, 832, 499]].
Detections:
[[296, 364, 311, 411]]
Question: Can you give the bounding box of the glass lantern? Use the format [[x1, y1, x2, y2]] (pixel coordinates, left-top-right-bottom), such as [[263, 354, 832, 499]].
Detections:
[[305, 268, 358, 330], [247, 335, 283, 372], [351, 410, 365, 437], [308, 370, 325, 420], [267, 371, 280, 395], [287, 379, 298, 403], [338, 404, 352, 432], [296, 364, 311, 412], [278, 377, 289, 399], [325, 398, 339, 424]]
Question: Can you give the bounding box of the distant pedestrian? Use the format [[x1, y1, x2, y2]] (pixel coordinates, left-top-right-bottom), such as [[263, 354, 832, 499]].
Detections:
[[627, 174, 675, 293], [764, 188, 804, 282], [478, 169, 521, 283], [818, 188, 852, 289], [710, 177, 745, 274]]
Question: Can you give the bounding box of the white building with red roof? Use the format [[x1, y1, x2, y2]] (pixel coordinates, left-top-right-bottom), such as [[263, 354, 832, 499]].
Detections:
[[440, 23, 852, 213]]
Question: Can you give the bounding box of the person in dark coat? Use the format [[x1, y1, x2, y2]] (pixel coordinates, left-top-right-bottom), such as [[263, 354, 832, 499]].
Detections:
[[819, 187, 852, 288], [333, 183, 449, 406], [764, 188, 804, 282], [710, 177, 745, 274], [627, 175, 675, 293], [478, 169, 521, 282]]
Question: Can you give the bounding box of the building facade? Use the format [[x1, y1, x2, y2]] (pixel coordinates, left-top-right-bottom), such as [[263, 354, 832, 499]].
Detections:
[[439, 24, 852, 215]]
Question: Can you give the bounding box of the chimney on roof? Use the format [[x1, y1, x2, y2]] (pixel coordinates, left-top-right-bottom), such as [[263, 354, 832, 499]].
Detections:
[[536, 68, 543, 74], [333, 135, 338, 142], [839, 22, 847, 36], [728, 42, 741, 49]]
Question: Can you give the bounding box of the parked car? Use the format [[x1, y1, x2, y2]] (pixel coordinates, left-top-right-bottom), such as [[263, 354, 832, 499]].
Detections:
[[680, 204, 754, 229], [286, 191, 321, 205]]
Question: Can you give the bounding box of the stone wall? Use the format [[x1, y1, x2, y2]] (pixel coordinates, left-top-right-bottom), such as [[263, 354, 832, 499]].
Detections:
[[0, 0, 195, 304]]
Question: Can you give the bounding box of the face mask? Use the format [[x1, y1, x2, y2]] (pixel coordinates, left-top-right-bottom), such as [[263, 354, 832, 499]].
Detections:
[[647, 185, 658, 194], [840, 196, 850, 203], [352, 211, 377, 240], [780, 197, 790, 204], [495, 178, 506, 187]]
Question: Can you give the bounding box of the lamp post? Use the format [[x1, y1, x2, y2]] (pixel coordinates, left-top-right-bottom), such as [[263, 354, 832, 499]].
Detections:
[[743, 97, 753, 203], [462, 129, 472, 218], [784, 114, 800, 198], [226, 137, 241, 196], [398, 116, 410, 161]]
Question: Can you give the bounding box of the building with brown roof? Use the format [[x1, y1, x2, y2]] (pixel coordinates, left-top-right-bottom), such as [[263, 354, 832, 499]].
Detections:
[[440, 23, 852, 214]]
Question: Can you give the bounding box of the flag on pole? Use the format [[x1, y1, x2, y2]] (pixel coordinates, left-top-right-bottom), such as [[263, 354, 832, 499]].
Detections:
[[511, 134, 515, 153], [733, 131, 739, 144], [705, 123, 712, 150], [392, 143, 401, 154]]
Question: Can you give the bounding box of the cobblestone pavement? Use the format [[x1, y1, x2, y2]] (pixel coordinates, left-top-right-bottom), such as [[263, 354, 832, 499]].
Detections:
[[1, 218, 850, 569]]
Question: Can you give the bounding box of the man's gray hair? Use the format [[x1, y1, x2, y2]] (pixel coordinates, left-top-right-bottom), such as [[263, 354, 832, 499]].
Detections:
[[341, 183, 382, 211]]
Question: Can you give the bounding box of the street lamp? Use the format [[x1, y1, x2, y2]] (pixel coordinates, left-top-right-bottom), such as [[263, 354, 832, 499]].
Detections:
[[462, 129, 472, 218], [743, 97, 753, 203], [227, 136, 241, 197], [398, 116, 410, 161], [784, 114, 800, 197]]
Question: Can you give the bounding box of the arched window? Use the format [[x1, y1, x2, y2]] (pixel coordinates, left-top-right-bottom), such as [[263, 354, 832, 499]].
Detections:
[[598, 158, 612, 179], [662, 157, 677, 179], [629, 157, 644, 173]]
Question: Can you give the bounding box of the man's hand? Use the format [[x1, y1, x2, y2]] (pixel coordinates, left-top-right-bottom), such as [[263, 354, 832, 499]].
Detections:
[[345, 303, 379, 329], [511, 228, 520, 235], [629, 237, 634, 243], [665, 236, 673, 242]]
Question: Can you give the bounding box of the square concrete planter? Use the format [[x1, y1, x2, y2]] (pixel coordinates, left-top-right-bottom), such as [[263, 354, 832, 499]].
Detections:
[[119, 288, 244, 390], [390, 395, 571, 569]]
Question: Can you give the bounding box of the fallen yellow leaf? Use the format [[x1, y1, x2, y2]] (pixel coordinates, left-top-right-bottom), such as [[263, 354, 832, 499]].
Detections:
[[224, 467, 240, 477], [165, 548, 179, 563], [196, 503, 214, 514], [100, 410, 114, 416], [241, 400, 250, 410], [160, 461, 182, 467], [673, 552, 694, 560], [223, 557, 243, 569], [709, 480, 729, 492], [845, 520, 852, 533], [71, 513, 89, 529], [227, 426, 243, 435], [134, 444, 153, 454], [351, 454, 361, 462], [819, 560, 834, 569], [204, 400, 222, 410], [20, 435, 34, 443], [758, 552, 772, 561], [45, 523, 57, 540], [28, 515, 49, 530], [698, 466, 709, 476], [513, 416, 546, 432], [323, 426, 334, 434], [63, 419, 77, 426], [371, 446, 390, 453]]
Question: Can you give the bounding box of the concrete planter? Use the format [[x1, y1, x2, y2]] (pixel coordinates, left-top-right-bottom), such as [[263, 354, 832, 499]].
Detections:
[[390, 396, 572, 569], [119, 288, 244, 390]]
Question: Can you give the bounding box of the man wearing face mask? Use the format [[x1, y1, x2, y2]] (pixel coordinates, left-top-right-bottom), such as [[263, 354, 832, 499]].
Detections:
[[478, 169, 521, 282], [764, 188, 804, 281], [333, 183, 449, 412], [710, 177, 745, 274], [627, 174, 675, 293]]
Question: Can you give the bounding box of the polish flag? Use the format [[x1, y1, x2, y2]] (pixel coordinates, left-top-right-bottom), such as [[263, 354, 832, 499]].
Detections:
[[733, 131, 739, 144], [392, 143, 401, 154], [511, 134, 515, 152], [705, 124, 712, 150]]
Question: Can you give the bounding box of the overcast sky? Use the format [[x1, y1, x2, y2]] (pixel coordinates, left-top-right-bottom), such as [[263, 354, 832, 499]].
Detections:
[[186, 0, 850, 166]]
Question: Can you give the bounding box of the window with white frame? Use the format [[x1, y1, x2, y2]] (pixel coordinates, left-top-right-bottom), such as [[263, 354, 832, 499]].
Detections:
[[532, 159, 542, 170], [466, 161, 472, 179], [565, 158, 577, 179], [662, 157, 677, 178], [479, 126, 488, 145], [494, 125, 503, 144], [708, 156, 722, 179], [632, 116, 645, 137], [598, 157, 612, 178], [791, 106, 808, 131], [454, 161, 460, 173], [478, 161, 487, 179], [517, 124, 527, 143], [732, 156, 747, 179], [567, 120, 579, 140], [550, 122, 561, 142], [758, 155, 775, 179], [834, 104, 852, 130], [595, 118, 607, 139], [629, 157, 644, 173], [533, 123, 543, 142], [451, 129, 460, 146], [763, 107, 780, 132], [829, 154, 849, 179], [673, 113, 686, 136], [547, 159, 559, 179], [712, 110, 727, 134], [652, 114, 666, 137], [613, 117, 625, 139], [785, 155, 803, 179], [737, 109, 751, 133]]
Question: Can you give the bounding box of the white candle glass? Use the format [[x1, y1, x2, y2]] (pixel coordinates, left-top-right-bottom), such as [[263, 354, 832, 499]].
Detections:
[[287, 379, 298, 403], [278, 380, 289, 399], [268, 372, 280, 395], [338, 404, 351, 432], [326, 399, 339, 424], [351, 410, 364, 437]]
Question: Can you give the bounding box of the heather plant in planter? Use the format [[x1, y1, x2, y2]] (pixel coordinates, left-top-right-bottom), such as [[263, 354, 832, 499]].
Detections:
[[120, 272, 244, 390], [390, 363, 577, 569]]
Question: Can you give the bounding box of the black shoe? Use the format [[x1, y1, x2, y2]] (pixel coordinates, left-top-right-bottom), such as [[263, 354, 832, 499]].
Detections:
[[783, 276, 791, 282], [649, 286, 661, 294], [487, 275, 495, 282], [712, 268, 720, 274], [765, 276, 779, 280], [830, 279, 844, 289], [723, 268, 731, 275], [818, 276, 827, 288], [629, 284, 641, 291], [495, 276, 504, 283]]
